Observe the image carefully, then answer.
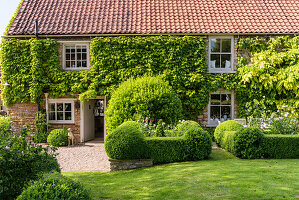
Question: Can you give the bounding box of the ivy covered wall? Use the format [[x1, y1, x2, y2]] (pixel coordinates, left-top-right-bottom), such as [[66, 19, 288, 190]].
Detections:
[[0, 36, 297, 120]]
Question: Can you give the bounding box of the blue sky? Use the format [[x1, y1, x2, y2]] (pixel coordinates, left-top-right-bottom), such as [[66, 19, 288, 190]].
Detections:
[[0, 0, 21, 36]]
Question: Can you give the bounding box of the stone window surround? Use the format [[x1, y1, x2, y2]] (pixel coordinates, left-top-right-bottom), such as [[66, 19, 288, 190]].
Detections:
[[208, 35, 235, 73], [59, 41, 90, 71], [207, 89, 234, 127], [47, 99, 75, 124]]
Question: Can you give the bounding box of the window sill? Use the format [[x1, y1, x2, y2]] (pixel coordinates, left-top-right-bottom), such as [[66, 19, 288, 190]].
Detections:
[[48, 121, 75, 125], [206, 124, 218, 127], [208, 70, 236, 74], [62, 68, 90, 71]]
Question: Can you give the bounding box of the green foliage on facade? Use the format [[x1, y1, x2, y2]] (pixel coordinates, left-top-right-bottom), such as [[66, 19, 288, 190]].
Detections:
[[1, 36, 298, 120], [236, 36, 299, 118]]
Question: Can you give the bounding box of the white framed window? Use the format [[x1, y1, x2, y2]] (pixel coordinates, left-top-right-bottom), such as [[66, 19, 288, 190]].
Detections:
[[207, 90, 234, 127], [48, 99, 75, 124], [62, 42, 90, 70], [208, 36, 234, 73]]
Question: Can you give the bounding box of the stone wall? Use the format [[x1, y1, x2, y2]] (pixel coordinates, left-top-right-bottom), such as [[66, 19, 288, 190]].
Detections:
[[109, 159, 153, 171]]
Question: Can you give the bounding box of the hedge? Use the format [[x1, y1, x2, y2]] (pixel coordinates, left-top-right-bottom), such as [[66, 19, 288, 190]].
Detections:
[[218, 129, 299, 159], [146, 137, 186, 164], [214, 120, 244, 145], [261, 134, 299, 159], [104, 125, 148, 160]]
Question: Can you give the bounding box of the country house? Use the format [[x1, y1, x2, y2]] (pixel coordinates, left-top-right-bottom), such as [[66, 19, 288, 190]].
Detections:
[[1, 0, 298, 142]]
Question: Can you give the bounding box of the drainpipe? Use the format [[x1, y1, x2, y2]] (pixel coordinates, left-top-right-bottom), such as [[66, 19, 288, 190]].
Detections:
[[35, 20, 40, 113], [45, 93, 49, 132]]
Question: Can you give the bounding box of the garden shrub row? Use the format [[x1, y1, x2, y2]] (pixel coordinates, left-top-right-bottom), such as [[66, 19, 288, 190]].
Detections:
[[105, 122, 212, 164], [215, 120, 299, 159], [261, 135, 299, 159]]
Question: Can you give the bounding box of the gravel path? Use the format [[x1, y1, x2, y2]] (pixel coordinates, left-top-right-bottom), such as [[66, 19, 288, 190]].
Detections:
[[56, 139, 110, 172]]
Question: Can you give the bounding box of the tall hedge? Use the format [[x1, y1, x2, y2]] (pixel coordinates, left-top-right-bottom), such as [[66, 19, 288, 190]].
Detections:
[[105, 76, 183, 132]]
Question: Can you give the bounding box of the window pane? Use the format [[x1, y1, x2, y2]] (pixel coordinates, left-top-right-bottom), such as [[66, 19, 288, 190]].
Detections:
[[221, 94, 231, 105], [77, 53, 81, 60], [82, 61, 87, 67], [71, 61, 76, 68], [71, 53, 75, 60], [66, 54, 70, 60], [49, 103, 56, 111], [210, 106, 220, 120], [65, 103, 72, 111], [65, 112, 72, 120], [77, 48, 82, 53], [211, 94, 221, 105], [222, 39, 231, 52], [221, 106, 231, 121], [82, 48, 87, 52], [57, 112, 63, 120], [71, 48, 75, 53], [210, 39, 220, 52], [66, 61, 70, 68], [82, 53, 87, 60], [66, 48, 70, 53], [49, 112, 56, 120], [57, 103, 63, 111], [77, 61, 82, 67], [210, 54, 220, 68], [221, 54, 231, 68]]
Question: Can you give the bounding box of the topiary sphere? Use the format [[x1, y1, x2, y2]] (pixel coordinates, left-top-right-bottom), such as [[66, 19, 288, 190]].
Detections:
[[104, 125, 148, 160], [105, 75, 183, 132], [234, 127, 264, 159], [214, 120, 244, 145], [175, 120, 203, 136], [184, 127, 212, 160], [117, 121, 144, 134], [47, 129, 68, 146]]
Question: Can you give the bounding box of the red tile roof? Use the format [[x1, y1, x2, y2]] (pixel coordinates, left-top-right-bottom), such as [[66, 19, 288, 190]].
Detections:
[[6, 0, 299, 36]]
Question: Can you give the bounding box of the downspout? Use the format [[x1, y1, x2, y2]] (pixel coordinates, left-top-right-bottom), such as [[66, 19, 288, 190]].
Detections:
[[35, 20, 40, 113]]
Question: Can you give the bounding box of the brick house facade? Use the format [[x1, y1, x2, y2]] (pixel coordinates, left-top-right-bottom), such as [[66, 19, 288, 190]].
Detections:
[[2, 0, 298, 142]]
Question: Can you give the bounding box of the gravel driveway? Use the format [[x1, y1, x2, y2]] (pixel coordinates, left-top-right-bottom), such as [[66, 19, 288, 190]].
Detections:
[[56, 139, 110, 172]]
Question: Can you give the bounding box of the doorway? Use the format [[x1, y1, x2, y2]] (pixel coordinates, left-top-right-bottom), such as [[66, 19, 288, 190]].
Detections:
[[80, 97, 106, 142]]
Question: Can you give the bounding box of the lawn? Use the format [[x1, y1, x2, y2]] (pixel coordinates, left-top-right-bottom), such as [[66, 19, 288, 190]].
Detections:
[[64, 149, 299, 200]]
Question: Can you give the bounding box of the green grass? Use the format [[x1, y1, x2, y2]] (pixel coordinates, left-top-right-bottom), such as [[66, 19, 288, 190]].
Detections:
[[64, 149, 299, 200]]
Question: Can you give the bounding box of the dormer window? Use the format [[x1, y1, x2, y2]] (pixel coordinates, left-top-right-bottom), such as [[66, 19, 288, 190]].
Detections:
[[208, 36, 234, 73], [62, 42, 90, 70]]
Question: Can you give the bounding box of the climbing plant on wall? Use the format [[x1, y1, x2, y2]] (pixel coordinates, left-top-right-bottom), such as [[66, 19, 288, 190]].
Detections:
[[236, 36, 299, 118], [1, 36, 297, 120], [1, 36, 238, 120]]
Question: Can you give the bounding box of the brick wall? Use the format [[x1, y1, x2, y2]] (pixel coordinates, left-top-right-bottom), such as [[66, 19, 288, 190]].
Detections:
[[7, 100, 82, 142]]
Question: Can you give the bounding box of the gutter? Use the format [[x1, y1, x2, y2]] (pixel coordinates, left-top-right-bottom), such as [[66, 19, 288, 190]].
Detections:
[[1, 32, 297, 38]]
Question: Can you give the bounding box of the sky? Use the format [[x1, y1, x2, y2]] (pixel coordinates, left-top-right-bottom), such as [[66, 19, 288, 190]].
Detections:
[[0, 0, 21, 36]]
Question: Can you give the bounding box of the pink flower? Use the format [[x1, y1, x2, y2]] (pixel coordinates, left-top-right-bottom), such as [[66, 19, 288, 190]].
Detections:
[[144, 124, 148, 128], [153, 124, 156, 127], [179, 120, 182, 123], [5, 146, 10, 150], [31, 142, 35, 146], [162, 122, 165, 126]]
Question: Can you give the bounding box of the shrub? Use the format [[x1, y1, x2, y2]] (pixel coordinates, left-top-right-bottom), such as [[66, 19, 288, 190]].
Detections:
[[117, 121, 144, 133], [221, 131, 238, 153], [47, 129, 68, 146], [214, 120, 244, 145], [105, 75, 183, 132], [153, 119, 165, 137], [174, 120, 202, 137], [0, 116, 12, 135], [233, 127, 264, 159], [104, 124, 148, 160], [184, 127, 212, 160], [146, 137, 186, 164], [17, 172, 91, 200], [261, 134, 299, 158], [0, 126, 60, 199]]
